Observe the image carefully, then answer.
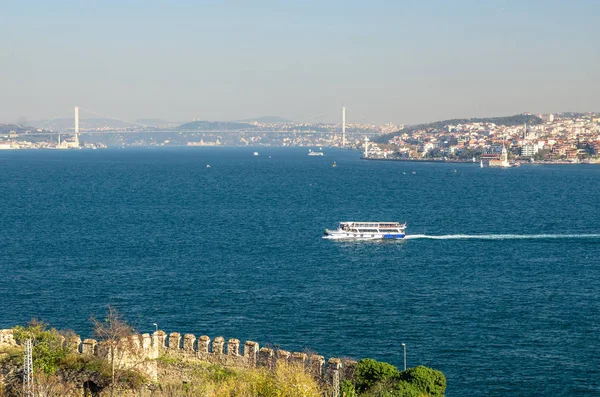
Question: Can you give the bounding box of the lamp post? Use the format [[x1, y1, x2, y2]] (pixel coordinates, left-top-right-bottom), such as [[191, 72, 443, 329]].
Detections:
[[153, 323, 158, 333], [401, 343, 406, 371]]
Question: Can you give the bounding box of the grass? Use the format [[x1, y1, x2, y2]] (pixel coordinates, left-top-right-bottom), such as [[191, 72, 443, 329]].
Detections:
[[0, 346, 23, 366], [154, 359, 325, 397], [60, 353, 112, 377]]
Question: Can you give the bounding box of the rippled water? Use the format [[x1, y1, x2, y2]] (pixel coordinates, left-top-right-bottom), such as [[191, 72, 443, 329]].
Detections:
[[0, 147, 599, 396]]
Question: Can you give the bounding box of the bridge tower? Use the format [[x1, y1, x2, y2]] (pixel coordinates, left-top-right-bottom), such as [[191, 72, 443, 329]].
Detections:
[[342, 106, 346, 147], [74, 106, 80, 147]]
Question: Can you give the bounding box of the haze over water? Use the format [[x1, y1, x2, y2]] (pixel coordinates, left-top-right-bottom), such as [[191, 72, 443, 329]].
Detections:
[[0, 148, 599, 396]]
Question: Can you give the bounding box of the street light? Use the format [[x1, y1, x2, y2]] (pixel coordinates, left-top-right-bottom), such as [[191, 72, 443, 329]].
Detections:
[[153, 323, 158, 333], [401, 343, 406, 371]]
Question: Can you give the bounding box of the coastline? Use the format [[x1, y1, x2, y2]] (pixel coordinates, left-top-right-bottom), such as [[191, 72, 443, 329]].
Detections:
[[360, 157, 597, 165]]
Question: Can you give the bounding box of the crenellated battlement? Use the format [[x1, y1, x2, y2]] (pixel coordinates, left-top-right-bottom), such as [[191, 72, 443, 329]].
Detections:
[[0, 328, 348, 389]]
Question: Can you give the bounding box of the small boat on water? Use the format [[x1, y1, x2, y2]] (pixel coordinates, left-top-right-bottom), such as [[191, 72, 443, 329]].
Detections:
[[324, 221, 406, 240], [253, 152, 259, 156], [309, 149, 324, 156]]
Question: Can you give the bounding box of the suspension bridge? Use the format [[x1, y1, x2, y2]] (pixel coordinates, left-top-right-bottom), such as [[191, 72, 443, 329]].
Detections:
[[26, 106, 388, 139]]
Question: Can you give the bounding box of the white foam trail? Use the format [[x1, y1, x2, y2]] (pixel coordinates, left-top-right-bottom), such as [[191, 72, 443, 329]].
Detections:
[[405, 234, 600, 240]]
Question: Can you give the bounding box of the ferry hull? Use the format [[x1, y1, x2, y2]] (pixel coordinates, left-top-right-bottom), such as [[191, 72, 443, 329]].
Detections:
[[323, 232, 406, 240]]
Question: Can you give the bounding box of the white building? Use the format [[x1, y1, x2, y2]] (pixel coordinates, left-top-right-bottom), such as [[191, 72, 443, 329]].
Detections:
[[521, 143, 539, 157]]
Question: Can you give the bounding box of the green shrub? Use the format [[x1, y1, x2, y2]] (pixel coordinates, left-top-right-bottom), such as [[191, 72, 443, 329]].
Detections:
[[397, 366, 446, 397], [353, 358, 400, 393], [392, 380, 424, 397], [13, 321, 69, 375], [341, 379, 358, 397]]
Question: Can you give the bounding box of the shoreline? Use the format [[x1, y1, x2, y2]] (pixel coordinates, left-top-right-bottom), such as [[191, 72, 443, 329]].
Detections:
[[361, 157, 597, 165]]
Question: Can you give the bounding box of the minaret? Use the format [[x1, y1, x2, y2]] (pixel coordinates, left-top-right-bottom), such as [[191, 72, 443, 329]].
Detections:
[[342, 106, 346, 147]]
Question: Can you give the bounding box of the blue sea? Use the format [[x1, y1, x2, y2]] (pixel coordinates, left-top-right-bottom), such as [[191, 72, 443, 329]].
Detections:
[[0, 147, 599, 396]]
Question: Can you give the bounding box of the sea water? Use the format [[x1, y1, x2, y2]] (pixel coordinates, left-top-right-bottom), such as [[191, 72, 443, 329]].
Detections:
[[0, 147, 598, 396]]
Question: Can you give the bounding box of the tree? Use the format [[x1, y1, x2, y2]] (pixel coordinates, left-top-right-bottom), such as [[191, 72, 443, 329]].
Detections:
[[353, 358, 400, 393], [397, 366, 446, 397], [90, 305, 136, 397], [12, 320, 69, 375]]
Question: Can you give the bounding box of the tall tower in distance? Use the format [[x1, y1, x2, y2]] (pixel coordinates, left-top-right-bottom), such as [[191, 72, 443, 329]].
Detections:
[[342, 106, 346, 147], [74, 106, 80, 147]]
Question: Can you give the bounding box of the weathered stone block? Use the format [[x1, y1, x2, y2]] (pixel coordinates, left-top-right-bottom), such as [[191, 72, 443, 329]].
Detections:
[[183, 334, 196, 352], [291, 352, 307, 368], [276, 349, 291, 362], [153, 331, 167, 351], [130, 334, 142, 350], [81, 339, 98, 355], [212, 336, 225, 354], [258, 347, 275, 369], [244, 341, 259, 365], [66, 336, 82, 353], [342, 359, 357, 380], [326, 358, 342, 393], [228, 338, 240, 356], [168, 332, 181, 350], [197, 335, 210, 355], [308, 355, 325, 378], [141, 333, 152, 350], [0, 329, 16, 347]]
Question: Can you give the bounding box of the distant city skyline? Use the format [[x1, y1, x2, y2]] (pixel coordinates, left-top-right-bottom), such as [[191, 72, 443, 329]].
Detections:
[[1, 0, 599, 126]]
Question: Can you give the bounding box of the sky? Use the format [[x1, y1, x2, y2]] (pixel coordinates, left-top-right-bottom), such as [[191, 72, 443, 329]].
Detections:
[[1, 0, 599, 125]]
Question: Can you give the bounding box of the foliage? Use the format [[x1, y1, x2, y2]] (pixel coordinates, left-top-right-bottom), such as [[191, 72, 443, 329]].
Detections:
[[360, 379, 422, 397], [397, 366, 446, 397], [341, 379, 359, 397], [353, 358, 400, 393], [12, 320, 69, 375], [344, 359, 446, 397]]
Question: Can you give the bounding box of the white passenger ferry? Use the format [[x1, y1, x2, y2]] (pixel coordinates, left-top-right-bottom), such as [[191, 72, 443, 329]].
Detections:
[[323, 221, 406, 240]]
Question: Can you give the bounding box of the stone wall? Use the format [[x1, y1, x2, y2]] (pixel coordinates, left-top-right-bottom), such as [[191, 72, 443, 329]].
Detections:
[[0, 328, 346, 391]]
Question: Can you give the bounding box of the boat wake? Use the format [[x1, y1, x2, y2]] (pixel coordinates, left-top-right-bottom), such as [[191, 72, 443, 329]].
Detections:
[[406, 234, 600, 240]]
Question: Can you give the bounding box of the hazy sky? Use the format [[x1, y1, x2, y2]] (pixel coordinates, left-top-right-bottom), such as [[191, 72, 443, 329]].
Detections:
[[1, 0, 598, 125]]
